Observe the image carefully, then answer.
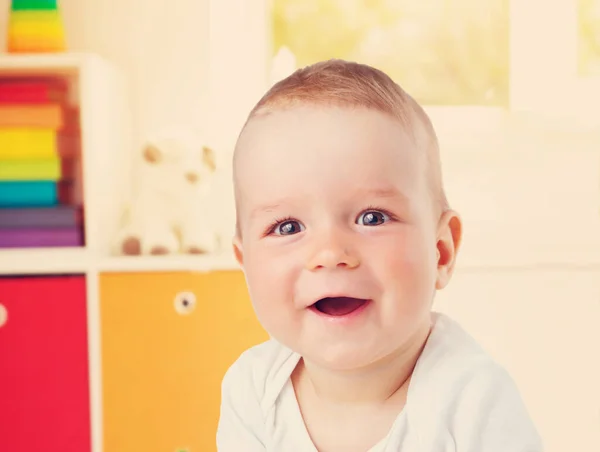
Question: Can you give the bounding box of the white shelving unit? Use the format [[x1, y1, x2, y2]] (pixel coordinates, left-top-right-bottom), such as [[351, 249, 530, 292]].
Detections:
[[0, 52, 239, 452], [0, 52, 240, 275]]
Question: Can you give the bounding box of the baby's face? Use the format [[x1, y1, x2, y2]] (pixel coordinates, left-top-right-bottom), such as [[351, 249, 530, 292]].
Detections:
[[234, 105, 445, 371]]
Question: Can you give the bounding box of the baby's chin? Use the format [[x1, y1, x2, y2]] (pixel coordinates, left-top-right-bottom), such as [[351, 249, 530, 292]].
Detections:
[[293, 337, 404, 373]]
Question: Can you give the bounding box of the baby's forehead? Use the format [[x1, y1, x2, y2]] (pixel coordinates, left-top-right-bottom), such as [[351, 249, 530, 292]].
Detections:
[[240, 104, 409, 146], [249, 99, 426, 137], [238, 110, 426, 188], [235, 106, 425, 176]]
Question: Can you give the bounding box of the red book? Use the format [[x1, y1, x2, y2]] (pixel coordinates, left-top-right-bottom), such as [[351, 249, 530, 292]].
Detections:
[[0, 78, 68, 104]]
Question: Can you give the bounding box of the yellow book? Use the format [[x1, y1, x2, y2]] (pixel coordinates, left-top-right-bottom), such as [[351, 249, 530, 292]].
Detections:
[[0, 129, 57, 159], [0, 157, 61, 180], [8, 10, 66, 52]]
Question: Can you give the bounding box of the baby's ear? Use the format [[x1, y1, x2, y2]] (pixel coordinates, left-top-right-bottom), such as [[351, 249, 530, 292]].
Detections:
[[435, 210, 462, 290], [143, 143, 162, 164], [202, 145, 216, 172]]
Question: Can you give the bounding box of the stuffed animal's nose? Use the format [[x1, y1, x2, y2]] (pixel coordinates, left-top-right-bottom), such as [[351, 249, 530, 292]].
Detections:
[[185, 172, 199, 184]]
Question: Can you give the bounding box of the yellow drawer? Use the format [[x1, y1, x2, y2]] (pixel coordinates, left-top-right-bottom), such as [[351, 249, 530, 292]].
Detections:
[[99, 270, 268, 452]]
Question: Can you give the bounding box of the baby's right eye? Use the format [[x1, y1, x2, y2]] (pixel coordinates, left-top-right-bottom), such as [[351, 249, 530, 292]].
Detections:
[[272, 219, 305, 236]]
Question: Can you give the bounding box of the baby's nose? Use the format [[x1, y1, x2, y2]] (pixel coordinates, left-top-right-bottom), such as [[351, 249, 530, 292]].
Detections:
[[185, 172, 199, 184], [306, 239, 360, 271]]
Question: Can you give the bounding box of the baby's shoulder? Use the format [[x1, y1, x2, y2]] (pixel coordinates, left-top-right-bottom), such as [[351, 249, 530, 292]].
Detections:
[[413, 313, 524, 404], [221, 338, 300, 411], [405, 313, 543, 450]]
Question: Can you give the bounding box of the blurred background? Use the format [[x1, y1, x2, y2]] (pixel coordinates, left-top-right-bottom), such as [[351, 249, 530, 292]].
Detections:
[[0, 1, 598, 452]]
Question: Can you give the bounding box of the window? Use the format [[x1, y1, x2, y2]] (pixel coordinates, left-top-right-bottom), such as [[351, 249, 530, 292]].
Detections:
[[579, 0, 600, 76], [575, 0, 600, 119], [207, 0, 600, 123], [272, 0, 509, 107]]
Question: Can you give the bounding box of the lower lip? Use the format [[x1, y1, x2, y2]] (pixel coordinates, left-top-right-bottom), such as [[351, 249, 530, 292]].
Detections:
[[308, 299, 373, 324]]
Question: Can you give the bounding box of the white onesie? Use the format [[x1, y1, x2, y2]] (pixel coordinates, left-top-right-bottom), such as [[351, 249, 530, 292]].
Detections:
[[216, 312, 544, 451]]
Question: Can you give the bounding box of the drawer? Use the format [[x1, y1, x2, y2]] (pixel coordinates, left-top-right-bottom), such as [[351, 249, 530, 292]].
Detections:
[[0, 275, 91, 452], [99, 270, 268, 452]]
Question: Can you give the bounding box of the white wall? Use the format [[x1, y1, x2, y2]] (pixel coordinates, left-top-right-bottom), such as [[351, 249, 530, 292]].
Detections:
[[58, 0, 210, 143], [432, 116, 600, 450], [433, 127, 600, 451]]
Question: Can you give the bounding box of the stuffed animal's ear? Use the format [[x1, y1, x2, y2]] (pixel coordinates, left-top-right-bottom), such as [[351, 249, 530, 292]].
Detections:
[[143, 144, 162, 163], [202, 146, 216, 172]]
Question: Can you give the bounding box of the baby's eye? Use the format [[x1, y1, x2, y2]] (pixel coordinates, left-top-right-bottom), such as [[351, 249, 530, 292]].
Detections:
[[357, 210, 390, 226], [273, 220, 305, 236]]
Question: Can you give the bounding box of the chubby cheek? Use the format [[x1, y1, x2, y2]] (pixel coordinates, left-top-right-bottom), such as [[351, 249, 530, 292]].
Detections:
[[242, 244, 302, 334], [372, 231, 436, 314]]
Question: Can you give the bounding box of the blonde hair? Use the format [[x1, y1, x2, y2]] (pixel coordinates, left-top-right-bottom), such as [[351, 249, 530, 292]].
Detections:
[[234, 59, 449, 233]]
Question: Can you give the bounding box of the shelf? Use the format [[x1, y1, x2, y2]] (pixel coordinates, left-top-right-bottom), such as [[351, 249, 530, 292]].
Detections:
[[0, 247, 90, 275], [0, 60, 88, 275], [0, 52, 100, 73], [0, 249, 240, 275], [97, 252, 239, 273]]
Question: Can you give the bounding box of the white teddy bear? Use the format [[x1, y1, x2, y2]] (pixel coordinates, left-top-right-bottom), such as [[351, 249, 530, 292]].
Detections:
[[117, 127, 218, 256]]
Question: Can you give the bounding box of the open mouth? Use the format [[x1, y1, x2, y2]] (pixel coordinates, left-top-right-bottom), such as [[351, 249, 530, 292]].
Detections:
[[311, 297, 370, 317]]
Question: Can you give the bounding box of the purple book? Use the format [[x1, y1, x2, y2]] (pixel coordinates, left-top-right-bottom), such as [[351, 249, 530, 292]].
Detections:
[[0, 206, 82, 228], [0, 228, 84, 248]]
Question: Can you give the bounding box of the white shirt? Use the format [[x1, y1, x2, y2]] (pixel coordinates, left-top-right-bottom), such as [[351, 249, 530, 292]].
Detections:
[[216, 312, 544, 451]]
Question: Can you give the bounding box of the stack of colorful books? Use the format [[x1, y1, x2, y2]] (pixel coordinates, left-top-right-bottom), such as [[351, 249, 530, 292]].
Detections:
[[0, 78, 84, 248], [7, 0, 66, 53]]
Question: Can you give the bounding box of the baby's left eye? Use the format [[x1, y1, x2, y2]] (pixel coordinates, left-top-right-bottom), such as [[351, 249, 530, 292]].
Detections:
[[357, 210, 390, 226]]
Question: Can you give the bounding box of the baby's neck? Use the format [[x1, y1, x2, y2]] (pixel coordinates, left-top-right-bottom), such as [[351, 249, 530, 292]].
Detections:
[[296, 321, 432, 407]]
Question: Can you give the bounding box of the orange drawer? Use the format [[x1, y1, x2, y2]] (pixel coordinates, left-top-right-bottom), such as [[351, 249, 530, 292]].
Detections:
[[99, 270, 268, 452]]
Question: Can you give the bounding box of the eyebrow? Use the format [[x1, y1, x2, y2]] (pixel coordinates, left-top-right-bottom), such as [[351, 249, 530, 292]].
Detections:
[[355, 186, 405, 198], [249, 198, 294, 220], [352, 186, 411, 204]]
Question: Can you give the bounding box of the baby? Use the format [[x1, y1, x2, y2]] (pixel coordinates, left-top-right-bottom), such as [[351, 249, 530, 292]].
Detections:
[[217, 60, 543, 451]]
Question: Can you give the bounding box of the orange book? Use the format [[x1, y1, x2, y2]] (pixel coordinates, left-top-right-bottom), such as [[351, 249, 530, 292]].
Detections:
[[0, 104, 63, 128], [8, 33, 66, 53]]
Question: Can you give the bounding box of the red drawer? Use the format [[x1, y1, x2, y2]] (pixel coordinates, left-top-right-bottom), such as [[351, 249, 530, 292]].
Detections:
[[0, 275, 91, 452]]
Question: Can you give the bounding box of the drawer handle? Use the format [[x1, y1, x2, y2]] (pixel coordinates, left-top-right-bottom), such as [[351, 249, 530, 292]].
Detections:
[[0, 303, 7, 328], [174, 291, 196, 315]]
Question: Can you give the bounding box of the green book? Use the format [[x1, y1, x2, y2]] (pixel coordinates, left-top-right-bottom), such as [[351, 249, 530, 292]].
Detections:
[[11, 0, 58, 10], [0, 158, 61, 181]]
